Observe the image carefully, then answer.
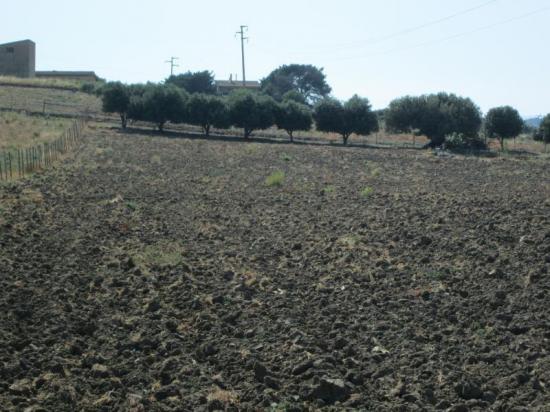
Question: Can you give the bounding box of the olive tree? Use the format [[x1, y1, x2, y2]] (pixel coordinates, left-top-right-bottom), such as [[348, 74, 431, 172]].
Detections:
[[484, 106, 524, 151], [228, 90, 277, 139], [101, 82, 130, 128], [314, 95, 378, 145], [186, 94, 230, 136], [129, 84, 187, 132], [385, 93, 482, 147], [274, 100, 312, 142]]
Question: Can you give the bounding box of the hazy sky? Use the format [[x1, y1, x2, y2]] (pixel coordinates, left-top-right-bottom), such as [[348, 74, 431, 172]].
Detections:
[[4, 0, 549, 116]]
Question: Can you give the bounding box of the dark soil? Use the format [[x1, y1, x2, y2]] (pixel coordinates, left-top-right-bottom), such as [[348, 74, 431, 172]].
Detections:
[[1, 124, 549, 411]]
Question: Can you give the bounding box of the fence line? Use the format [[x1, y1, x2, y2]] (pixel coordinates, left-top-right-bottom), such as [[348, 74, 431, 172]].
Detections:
[[0, 119, 86, 181]]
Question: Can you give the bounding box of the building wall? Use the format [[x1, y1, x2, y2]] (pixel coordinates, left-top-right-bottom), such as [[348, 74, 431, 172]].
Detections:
[[0, 40, 35, 78], [36, 72, 99, 82]]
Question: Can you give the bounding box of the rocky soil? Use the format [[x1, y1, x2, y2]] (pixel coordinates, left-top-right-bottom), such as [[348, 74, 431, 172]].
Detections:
[[1, 125, 549, 411]]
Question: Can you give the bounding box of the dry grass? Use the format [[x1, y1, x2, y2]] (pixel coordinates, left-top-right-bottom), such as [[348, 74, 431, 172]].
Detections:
[[0, 75, 82, 90], [0, 85, 102, 116], [206, 388, 239, 405], [0, 112, 71, 150]]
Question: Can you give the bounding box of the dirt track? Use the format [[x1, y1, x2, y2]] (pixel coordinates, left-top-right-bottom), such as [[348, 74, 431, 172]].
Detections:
[[1, 125, 549, 411]]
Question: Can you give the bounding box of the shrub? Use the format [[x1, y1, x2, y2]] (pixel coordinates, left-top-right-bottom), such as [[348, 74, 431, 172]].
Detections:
[[186, 94, 230, 136], [444, 133, 487, 151], [314, 95, 378, 145], [274, 100, 312, 141], [265, 170, 285, 187], [80, 82, 97, 95], [360, 186, 374, 197], [484, 106, 524, 150], [229, 90, 277, 139]]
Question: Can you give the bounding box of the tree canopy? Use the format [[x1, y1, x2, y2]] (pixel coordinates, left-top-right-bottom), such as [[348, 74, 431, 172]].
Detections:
[[484, 106, 524, 150], [385, 93, 482, 147], [314, 95, 378, 145], [186, 94, 230, 136], [274, 100, 313, 141], [228, 90, 277, 139], [261, 64, 331, 105], [165, 71, 216, 95], [101, 82, 130, 128], [131, 84, 187, 131]]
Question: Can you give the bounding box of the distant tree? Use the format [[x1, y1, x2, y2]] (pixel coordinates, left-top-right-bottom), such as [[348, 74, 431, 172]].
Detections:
[[166, 71, 216, 94], [485, 106, 524, 150], [101, 82, 130, 128], [274, 100, 313, 142], [314, 95, 378, 145], [282, 90, 308, 105], [132, 84, 187, 132], [385, 93, 482, 147], [539, 114, 550, 149], [261, 64, 331, 104], [228, 90, 277, 139], [186, 94, 230, 136]]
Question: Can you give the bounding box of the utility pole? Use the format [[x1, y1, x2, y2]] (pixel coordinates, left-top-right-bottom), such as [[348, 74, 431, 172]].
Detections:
[[165, 57, 179, 77], [236, 25, 248, 86]]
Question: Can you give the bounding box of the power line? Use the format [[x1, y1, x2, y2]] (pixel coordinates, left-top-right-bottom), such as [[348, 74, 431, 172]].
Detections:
[[165, 57, 179, 76], [281, 0, 499, 55], [326, 5, 550, 62], [236, 26, 248, 85]]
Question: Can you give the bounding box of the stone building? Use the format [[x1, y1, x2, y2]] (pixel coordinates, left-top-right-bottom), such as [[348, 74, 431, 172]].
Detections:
[[0, 39, 99, 81], [0, 40, 36, 78], [215, 78, 261, 95], [35, 71, 99, 82]]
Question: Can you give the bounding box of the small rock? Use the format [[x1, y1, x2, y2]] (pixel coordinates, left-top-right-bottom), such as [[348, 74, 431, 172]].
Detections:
[[455, 381, 483, 400], [292, 360, 314, 376], [435, 400, 451, 409], [145, 299, 161, 313], [482, 390, 497, 403], [201, 344, 218, 357], [309, 377, 350, 404], [212, 295, 224, 304], [488, 268, 504, 277], [448, 404, 469, 412], [222, 271, 235, 281], [253, 362, 268, 382], [516, 372, 530, 385], [91, 364, 109, 378], [402, 392, 418, 403], [264, 376, 280, 390], [9, 379, 31, 395], [154, 384, 179, 400]]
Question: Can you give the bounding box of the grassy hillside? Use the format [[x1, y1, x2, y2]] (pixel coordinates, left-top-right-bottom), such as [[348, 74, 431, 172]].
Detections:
[[0, 75, 85, 91], [0, 112, 71, 150], [0, 83, 102, 117]]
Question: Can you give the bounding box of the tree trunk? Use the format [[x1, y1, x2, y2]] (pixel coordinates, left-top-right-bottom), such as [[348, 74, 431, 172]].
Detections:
[[120, 113, 127, 129], [288, 131, 294, 142], [342, 134, 349, 145], [500, 137, 504, 152]]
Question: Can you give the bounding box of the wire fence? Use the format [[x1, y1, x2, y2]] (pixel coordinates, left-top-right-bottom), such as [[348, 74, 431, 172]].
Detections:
[[0, 119, 86, 181]]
